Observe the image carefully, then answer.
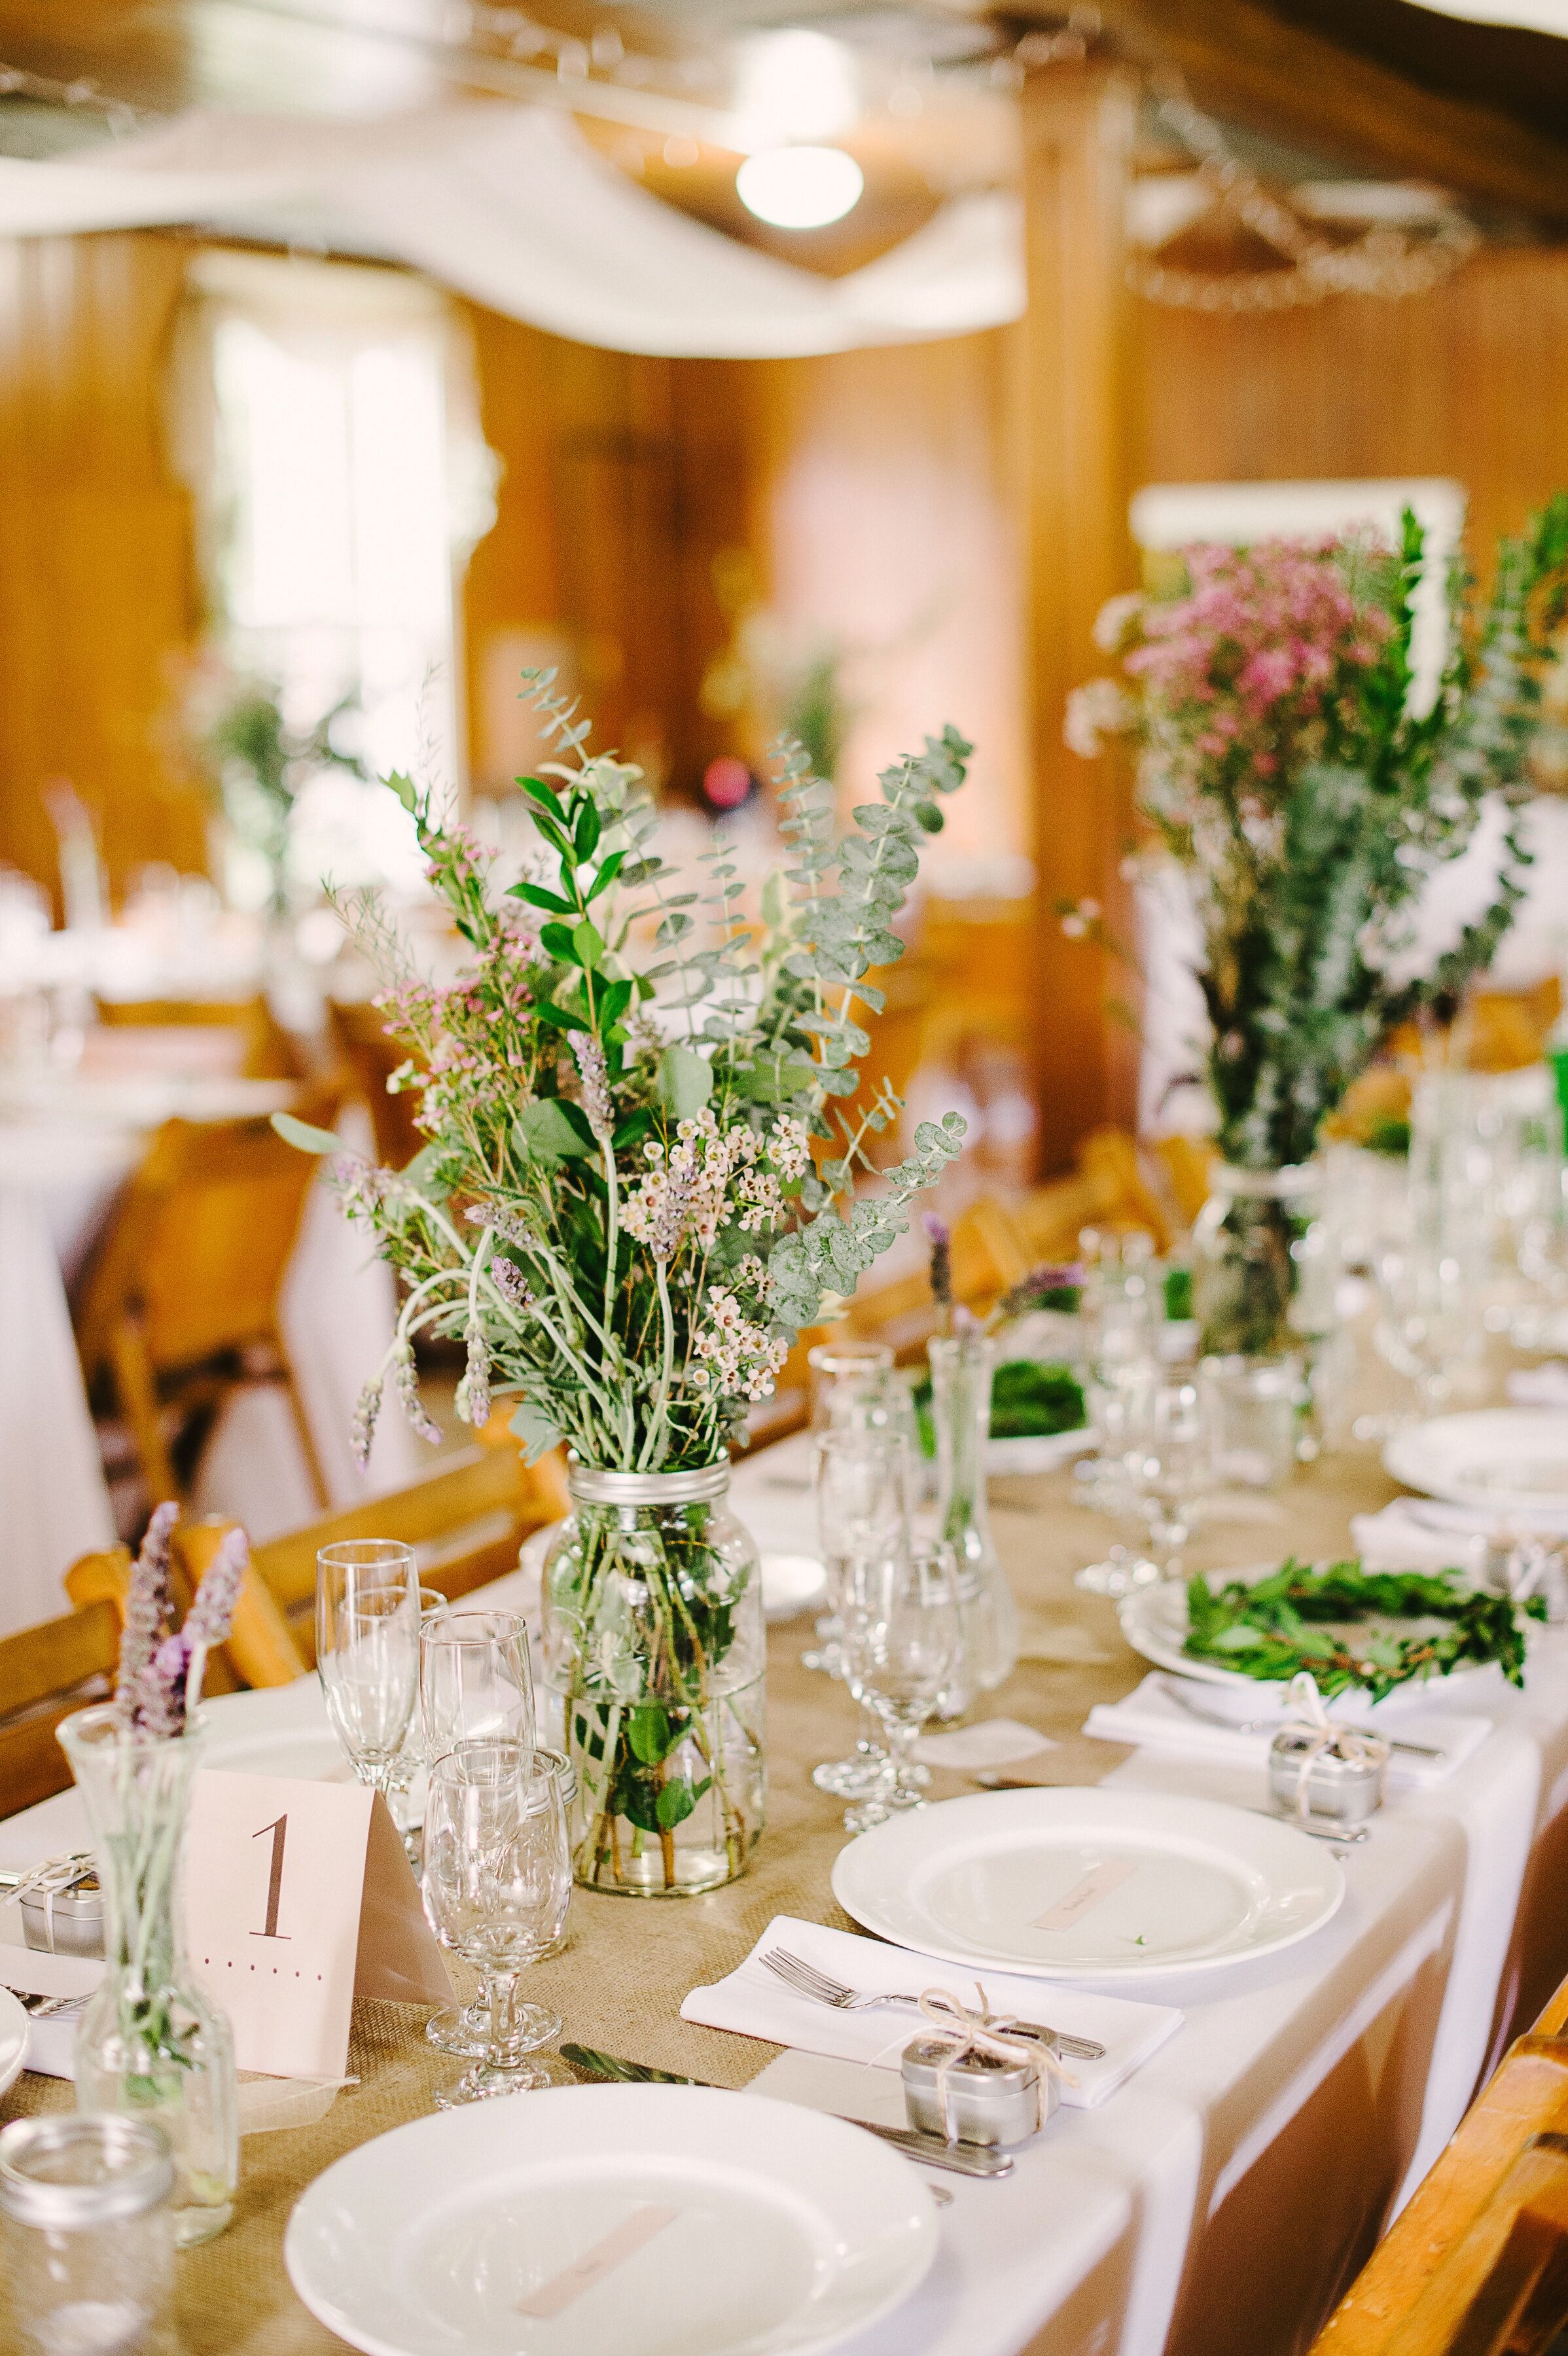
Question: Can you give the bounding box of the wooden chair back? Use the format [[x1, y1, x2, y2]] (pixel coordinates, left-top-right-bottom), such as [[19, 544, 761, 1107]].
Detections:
[[75, 1098, 336, 1382], [0, 1594, 123, 1815], [1311, 1972, 1568, 2356], [65, 1539, 242, 1696], [96, 995, 302, 1080], [326, 999, 425, 1168], [227, 1444, 568, 1670]]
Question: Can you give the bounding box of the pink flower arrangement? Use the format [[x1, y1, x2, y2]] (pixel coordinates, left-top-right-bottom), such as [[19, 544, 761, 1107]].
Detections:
[[1073, 535, 1392, 802]]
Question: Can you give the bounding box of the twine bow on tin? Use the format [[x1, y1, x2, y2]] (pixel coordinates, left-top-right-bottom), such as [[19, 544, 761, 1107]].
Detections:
[[915, 1984, 1071, 2142], [3, 1850, 98, 1952], [1281, 1671, 1388, 1821]]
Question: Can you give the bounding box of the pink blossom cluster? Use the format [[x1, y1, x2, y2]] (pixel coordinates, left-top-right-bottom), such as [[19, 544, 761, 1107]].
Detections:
[[1112, 537, 1391, 787]]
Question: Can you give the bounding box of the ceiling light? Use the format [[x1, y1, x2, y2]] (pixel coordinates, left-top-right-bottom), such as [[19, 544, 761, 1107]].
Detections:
[[736, 146, 864, 229], [732, 30, 859, 145]]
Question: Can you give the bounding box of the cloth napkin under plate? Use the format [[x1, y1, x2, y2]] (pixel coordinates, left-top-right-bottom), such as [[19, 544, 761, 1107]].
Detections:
[[1082, 1672, 1491, 1787], [680, 1912, 1181, 2107], [1350, 1501, 1493, 1575]]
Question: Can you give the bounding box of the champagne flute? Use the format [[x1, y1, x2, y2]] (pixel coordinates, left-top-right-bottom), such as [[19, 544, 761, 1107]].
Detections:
[[315, 1542, 420, 1800], [422, 1741, 572, 2106], [419, 1608, 537, 2063], [1125, 1379, 1211, 1580], [840, 1544, 961, 1836]]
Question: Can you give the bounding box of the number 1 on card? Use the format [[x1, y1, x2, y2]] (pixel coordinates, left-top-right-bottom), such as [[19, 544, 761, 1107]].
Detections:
[[252, 1813, 291, 1941]]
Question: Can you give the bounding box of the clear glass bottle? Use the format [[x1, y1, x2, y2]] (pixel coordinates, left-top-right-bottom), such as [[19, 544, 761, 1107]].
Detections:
[[927, 1332, 1018, 1694], [1191, 1162, 1328, 1363], [57, 1705, 238, 2248], [541, 1464, 765, 1895], [0, 2114, 176, 2356]]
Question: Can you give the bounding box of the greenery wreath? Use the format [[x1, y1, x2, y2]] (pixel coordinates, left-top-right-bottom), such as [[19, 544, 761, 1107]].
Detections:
[[1183, 1560, 1544, 1703]]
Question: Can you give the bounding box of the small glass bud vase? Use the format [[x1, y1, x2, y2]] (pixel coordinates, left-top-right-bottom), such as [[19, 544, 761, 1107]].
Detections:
[[928, 1332, 1019, 1694], [57, 1706, 239, 2248], [541, 1463, 766, 1896]]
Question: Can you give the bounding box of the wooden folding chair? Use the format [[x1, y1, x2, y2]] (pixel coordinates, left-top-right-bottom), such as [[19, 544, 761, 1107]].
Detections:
[[327, 998, 425, 1169], [73, 1094, 340, 1505], [96, 995, 302, 1080], [1311, 1974, 1568, 2355], [198, 1444, 571, 1674], [0, 1596, 123, 1815]]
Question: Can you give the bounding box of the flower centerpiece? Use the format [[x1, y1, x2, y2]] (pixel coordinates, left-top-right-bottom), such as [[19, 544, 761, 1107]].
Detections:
[[280, 677, 970, 1891], [1067, 503, 1568, 1355], [60, 1508, 247, 2244]]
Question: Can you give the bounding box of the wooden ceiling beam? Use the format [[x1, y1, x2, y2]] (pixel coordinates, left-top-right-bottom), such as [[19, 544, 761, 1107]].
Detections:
[[1044, 0, 1568, 225]]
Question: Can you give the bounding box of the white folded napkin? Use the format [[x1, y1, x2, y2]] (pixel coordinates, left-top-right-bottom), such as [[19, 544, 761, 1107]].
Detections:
[[1082, 1672, 1490, 1787], [680, 1913, 1181, 2108], [1350, 1501, 1492, 1575], [0, 1942, 99, 2079], [1509, 1363, 1568, 1410], [912, 1718, 1057, 1771]]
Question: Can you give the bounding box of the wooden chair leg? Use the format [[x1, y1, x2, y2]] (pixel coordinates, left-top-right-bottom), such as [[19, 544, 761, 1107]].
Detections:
[[109, 1313, 181, 1505]]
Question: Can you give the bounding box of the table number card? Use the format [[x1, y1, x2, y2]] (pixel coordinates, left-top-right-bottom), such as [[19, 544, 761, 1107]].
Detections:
[[182, 1770, 453, 2079]]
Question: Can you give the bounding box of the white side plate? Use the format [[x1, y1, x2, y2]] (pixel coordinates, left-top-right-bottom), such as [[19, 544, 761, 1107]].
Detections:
[[285, 2082, 937, 2356], [1385, 1410, 1568, 1523], [0, 1987, 29, 2097], [832, 1786, 1344, 1980]]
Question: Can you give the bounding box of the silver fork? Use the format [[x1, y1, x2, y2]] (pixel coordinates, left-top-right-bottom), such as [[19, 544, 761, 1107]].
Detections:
[[760, 1947, 1107, 2061], [5, 1990, 79, 2019]]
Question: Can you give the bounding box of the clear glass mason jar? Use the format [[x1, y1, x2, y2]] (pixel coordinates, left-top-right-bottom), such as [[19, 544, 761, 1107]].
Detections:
[[928, 1332, 1019, 1694], [541, 1464, 765, 1897], [56, 1707, 239, 2248], [0, 2114, 176, 2356], [1191, 1162, 1329, 1364]]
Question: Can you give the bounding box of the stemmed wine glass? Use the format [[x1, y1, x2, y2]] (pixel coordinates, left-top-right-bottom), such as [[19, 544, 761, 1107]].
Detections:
[[422, 1741, 573, 2106], [810, 1427, 911, 1798], [419, 1609, 537, 2061], [1124, 1379, 1211, 1581], [838, 1544, 962, 1836], [315, 1542, 421, 1800]]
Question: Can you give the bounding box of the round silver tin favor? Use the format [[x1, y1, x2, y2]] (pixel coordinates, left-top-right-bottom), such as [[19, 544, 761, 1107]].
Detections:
[[1268, 1726, 1385, 1826], [20, 1865, 104, 1959], [900, 2037, 1053, 2149]]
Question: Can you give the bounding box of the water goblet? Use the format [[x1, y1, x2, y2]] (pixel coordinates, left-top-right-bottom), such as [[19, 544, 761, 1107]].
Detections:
[[315, 1541, 420, 1800], [420, 1609, 537, 2060], [810, 1428, 911, 1798], [422, 1741, 572, 2105], [840, 1544, 962, 1835], [1125, 1379, 1211, 1581]]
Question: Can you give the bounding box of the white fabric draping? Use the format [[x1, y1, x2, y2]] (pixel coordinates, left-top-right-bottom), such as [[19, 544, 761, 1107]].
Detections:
[[0, 103, 1024, 359]]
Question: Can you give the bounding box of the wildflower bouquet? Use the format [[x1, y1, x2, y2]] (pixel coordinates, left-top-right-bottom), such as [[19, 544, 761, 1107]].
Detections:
[[1069, 503, 1568, 1171], [281, 678, 971, 1890]]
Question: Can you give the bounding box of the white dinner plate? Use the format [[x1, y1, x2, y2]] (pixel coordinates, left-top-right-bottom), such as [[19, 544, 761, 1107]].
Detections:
[[0, 1988, 29, 2097], [284, 2082, 937, 2356], [1384, 1410, 1568, 1524], [831, 1786, 1344, 1980], [761, 1553, 829, 1621], [1118, 1565, 1503, 1713], [198, 1682, 352, 1784]]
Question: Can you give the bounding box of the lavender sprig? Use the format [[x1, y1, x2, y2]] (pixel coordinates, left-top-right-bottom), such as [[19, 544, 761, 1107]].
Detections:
[[120, 1526, 250, 1740], [570, 1032, 615, 1140], [986, 1260, 1084, 1334], [489, 1255, 535, 1309], [113, 1503, 179, 1732], [456, 1323, 492, 1429], [351, 1376, 383, 1471], [391, 1341, 443, 1444]]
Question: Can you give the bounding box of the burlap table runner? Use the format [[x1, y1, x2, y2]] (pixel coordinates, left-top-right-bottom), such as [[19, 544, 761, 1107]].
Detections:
[[0, 1450, 1401, 2355]]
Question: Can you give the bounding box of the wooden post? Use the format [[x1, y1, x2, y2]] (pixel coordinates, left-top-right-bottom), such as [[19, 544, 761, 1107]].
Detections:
[[1020, 58, 1141, 1169]]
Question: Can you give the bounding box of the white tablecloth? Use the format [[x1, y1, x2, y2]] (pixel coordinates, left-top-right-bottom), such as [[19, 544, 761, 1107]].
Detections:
[[0, 1090, 421, 1637], [3, 1618, 1564, 2356]]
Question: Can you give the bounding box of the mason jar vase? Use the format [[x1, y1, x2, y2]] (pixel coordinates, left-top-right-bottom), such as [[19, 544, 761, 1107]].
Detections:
[[541, 1464, 765, 1896]]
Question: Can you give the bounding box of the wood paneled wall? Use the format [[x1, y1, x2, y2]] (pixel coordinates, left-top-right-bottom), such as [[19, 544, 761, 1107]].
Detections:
[[1135, 247, 1568, 561], [460, 307, 747, 797], [0, 232, 204, 903]]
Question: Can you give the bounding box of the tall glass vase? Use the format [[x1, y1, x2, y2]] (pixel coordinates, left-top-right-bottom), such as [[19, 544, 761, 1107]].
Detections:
[[57, 1706, 238, 2248], [928, 1332, 1018, 1694], [1191, 1162, 1328, 1363], [541, 1464, 765, 1896]]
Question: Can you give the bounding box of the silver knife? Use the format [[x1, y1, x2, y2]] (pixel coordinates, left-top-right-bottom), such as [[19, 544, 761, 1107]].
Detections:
[[558, 2044, 1015, 2178]]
